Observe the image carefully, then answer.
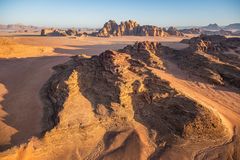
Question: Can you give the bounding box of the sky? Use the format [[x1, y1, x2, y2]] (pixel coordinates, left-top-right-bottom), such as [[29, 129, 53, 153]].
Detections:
[[0, 0, 239, 28]]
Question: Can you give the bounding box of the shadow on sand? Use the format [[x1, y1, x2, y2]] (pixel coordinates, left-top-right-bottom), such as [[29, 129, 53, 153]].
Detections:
[[54, 43, 130, 56], [0, 56, 69, 151]]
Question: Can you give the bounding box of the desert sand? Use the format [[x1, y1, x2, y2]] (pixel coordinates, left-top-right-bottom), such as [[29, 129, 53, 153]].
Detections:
[[0, 34, 239, 160], [0, 35, 187, 150]]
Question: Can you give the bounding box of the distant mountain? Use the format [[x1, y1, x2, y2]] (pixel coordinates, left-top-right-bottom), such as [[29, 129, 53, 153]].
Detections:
[[233, 30, 240, 36], [0, 24, 42, 32], [201, 23, 221, 31], [201, 23, 240, 32], [179, 28, 201, 34], [201, 29, 232, 36], [224, 23, 240, 31]]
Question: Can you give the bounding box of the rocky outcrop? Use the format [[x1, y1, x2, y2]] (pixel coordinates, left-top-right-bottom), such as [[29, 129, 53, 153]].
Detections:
[[96, 20, 119, 37], [180, 27, 235, 36], [94, 20, 184, 37], [41, 28, 87, 37], [201, 23, 240, 32], [167, 26, 184, 36], [233, 30, 240, 36], [2, 41, 239, 160], [0, 24, 41, 32], [224, 23, 240, 31], [65, 29, 78, 36], [37, 42, 225, 159], [180, 34, 240, 53], [179, 28, 201, 34], [202, 23, 221, 30], [202, 29, 233, 36], [119, 41, 165, 69], [177, 35, 240, 87], [181, 35, 226, 53], [41, 28, 67, 36], [41, 28, 54, 36]]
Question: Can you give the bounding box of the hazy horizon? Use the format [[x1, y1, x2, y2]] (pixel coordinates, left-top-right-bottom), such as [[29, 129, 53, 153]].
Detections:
[[0, 0, 240, 28]]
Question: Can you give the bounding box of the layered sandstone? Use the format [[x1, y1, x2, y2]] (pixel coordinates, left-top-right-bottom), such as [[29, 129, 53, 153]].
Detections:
[[179, 28, 235, 36], [167, 27, 184, 36], [41, 28, 67, 36], [175, 35, 240, 87], [0, 41, 230, 160], [95, 20, 184, 37], [41, 28, 87, 37], [179, 28, 201, 34]]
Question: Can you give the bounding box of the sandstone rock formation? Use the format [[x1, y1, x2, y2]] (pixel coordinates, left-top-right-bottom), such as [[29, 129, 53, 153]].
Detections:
[[202, 23, 221, 30], [94, 20, 184, 37], [224, 23, 240, 30], [41, 28, 67, 36], [181, 34, 240, 53], [1, 40, 240, 159], [167, 26, 184, 36], [201, 23, 240, 32], [176, 35, 240, 87], [41, 28, 87, 37], [65, 29, 78, 36], [0, 24, 41, 33], [179, 28, 201, 34], [41, 43, 227, 159], [179, 27, 236, 36], [201, 29, 233, 36], [0, 42, 230, 160]]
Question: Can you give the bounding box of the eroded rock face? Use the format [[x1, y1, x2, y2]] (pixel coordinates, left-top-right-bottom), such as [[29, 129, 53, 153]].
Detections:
[[40, 28, 87, 37], [41, 29, 68, 36], [176, 35, 240, 87], [179, 28, 201, 34], [65, 29, 78, 36], [179, 28, 234, 36], [202, 29, 233, 36], [33, 42, 226, 159], [167, 27, 184, 36], [202, 23, 221, 30], [181, 34, 233, 53], [2, 42, 239, 160], [95, 20, 184, 37], [119, 41, 165, 69], [96, 20, 119, 37]]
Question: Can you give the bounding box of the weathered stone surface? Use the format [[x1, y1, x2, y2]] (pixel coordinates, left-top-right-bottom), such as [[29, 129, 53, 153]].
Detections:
[[167, 26, 184, 36], [41, 29, 68, 36], [180, 27, 234, 36], [202, 23, 221, 30], [181, 34, 234, 53], [39, 41, 226, 159], [95, 20, 184, 37], [202, 29, 233, 36], [41, 28, 86, 37], [180, 28, 201, 34], [177, 35, 240, 87], [65, 29, 78, 36]]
